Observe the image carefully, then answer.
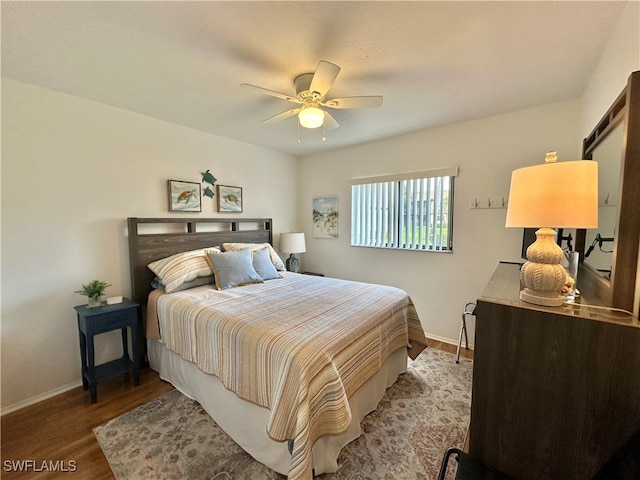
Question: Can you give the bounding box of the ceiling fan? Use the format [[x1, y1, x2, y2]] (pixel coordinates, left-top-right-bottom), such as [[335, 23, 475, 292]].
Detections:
[[240, 60, 383, 131]]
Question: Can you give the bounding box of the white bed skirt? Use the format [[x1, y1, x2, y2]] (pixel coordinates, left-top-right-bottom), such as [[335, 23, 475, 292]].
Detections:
[[148, 339, 407, 476]]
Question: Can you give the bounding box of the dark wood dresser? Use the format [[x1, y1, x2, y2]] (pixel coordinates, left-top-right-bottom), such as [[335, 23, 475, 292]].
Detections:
[[469, 262, 640, 479]]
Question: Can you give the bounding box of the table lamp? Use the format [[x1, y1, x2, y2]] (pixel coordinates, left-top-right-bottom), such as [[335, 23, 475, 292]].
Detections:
[[505, 152, 598, 306], [280, 232, 306, 273]]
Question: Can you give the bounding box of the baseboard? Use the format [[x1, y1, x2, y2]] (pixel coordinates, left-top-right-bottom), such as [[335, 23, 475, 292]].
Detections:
[[425, 333, 475, 351], [1, 380, 82, 416]]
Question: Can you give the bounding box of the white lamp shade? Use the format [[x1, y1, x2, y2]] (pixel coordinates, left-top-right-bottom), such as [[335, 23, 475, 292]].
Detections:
[[506, 160, 598, 229], [298, 106, 325, 129], [280, 232, 306, 254]]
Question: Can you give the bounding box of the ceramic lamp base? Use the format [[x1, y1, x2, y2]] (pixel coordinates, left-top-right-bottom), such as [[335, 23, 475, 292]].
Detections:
[[286, 254, 300, 273], [519, 227, 567, 307], [519, 287, 564, 307]]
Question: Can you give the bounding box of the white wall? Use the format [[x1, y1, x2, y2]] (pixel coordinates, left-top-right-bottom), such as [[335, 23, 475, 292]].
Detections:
[[1, 79, 298, 412], [581, 1, 640, 136], [298, 99, 581, 344]]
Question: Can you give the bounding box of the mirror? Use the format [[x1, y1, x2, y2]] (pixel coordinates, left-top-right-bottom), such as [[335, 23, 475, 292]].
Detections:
[[583, 122, 623, 278], [575, 70, 640, 312]]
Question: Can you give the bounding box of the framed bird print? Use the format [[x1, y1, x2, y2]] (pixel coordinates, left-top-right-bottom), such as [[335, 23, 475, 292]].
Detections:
[[168, 180, 201, 212], [217, 185, 243, 213]]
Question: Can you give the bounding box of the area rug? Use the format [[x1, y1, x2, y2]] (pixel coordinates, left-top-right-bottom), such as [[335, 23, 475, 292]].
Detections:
[[94, 348, 472, 479]]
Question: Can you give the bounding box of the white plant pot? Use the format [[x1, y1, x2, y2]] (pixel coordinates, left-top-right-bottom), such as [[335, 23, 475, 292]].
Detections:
[[87, 297, 102, 308]]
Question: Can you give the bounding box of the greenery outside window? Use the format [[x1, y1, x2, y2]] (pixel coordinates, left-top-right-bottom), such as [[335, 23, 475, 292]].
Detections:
[[350, 167, 457, 251]]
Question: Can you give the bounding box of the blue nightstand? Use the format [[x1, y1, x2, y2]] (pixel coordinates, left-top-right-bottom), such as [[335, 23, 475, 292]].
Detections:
[[74, 298, 140, 403]]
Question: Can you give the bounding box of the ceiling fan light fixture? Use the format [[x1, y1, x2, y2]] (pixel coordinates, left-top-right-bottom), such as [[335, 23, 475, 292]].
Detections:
[[242, 60, 381, 135], [298, 105, 325, 129]]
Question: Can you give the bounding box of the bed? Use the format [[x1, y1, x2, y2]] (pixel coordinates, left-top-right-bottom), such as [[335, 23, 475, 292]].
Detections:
[[127, 217, 428, 480]]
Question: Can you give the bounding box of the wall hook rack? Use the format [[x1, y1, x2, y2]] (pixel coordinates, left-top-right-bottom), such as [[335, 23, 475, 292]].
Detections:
[[470, 196, 508, 210]]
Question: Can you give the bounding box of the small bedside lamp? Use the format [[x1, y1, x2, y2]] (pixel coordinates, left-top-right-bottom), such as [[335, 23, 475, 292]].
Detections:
[[506, 152, 598, 306], [280, 232, 306, 273]]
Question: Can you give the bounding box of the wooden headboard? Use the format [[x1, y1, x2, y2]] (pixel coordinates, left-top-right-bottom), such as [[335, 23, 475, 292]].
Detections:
[[127, 217, 273, 307]]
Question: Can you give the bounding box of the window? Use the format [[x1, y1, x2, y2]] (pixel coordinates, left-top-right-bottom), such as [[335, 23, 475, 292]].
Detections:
[[350, 167, 457, 251]]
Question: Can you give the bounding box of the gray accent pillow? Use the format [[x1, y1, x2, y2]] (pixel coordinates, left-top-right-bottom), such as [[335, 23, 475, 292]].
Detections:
[[205, 249, 263, 290], [222, 242, 286, 271], [252, 247, 281, 280]]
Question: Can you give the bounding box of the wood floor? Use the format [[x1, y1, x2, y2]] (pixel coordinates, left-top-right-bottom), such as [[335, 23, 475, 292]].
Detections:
[[0, 340, 472, 480]]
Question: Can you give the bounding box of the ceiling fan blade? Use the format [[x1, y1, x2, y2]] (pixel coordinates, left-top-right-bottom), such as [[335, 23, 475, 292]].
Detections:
[[309, 61, 341, 98], [240, 83, 300, 104], [323, 111, 340, 130], [263, 107, 301, 124], [323, 96, 383, 109]]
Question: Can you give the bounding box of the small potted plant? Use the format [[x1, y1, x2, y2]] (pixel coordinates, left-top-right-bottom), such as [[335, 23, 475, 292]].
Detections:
[[75, 280, 112, 308]]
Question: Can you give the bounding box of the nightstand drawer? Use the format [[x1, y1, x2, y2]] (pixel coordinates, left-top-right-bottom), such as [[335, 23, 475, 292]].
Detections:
[[85, 311, 134, 334]]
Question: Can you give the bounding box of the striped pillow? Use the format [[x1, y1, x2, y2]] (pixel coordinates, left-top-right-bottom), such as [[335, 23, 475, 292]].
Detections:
[[148, 247, 220, 293]]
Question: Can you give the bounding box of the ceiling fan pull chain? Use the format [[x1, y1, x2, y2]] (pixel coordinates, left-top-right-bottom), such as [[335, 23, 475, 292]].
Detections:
[[322, 122, 327, 142], [297, 120, 301, 144]]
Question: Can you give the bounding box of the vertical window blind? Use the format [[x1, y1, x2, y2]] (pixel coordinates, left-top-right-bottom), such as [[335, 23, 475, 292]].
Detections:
[[350, 167, 457, 251]]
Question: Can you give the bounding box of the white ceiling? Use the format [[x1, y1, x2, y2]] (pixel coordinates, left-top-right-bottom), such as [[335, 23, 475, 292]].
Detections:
[[1, 1, 627, 156]]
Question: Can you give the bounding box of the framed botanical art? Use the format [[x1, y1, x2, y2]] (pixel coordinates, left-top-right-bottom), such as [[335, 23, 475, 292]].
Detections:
[[168, 180, 201, 212], [313, 196, 338, 238], [217, 185, 243, 213]]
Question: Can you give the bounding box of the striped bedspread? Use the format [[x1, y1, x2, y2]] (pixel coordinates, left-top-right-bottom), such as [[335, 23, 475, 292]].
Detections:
[[152, 272, 427, 480]]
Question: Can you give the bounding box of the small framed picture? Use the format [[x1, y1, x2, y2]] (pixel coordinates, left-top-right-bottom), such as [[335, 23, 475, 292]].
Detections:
[[168, 180, 201, 212], [217, 185, 243, 213]]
